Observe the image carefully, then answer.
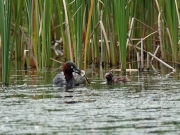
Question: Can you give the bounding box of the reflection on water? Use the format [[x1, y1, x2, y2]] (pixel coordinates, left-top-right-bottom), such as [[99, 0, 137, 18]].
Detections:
[[0, 69, 180, 134]]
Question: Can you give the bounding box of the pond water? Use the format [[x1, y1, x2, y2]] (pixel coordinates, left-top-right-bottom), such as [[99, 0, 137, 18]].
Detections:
[[0, 68, 180, 134]]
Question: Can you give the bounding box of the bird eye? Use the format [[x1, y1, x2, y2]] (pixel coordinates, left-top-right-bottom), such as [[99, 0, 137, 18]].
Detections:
[[71, 66, 73, 69]]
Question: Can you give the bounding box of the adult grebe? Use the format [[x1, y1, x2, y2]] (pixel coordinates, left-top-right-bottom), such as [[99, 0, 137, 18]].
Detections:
[[52, 61, 86, 88]]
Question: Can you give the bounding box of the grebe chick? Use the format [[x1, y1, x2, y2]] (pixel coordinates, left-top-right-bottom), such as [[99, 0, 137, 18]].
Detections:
[[105, 72, 131, 84]]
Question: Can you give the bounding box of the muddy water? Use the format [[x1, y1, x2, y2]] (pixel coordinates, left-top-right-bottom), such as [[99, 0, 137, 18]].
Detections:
[[0, 69, 180, 134]]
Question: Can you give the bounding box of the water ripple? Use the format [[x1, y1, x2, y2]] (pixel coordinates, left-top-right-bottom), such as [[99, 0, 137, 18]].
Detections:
[[0, 72, 180, 134]]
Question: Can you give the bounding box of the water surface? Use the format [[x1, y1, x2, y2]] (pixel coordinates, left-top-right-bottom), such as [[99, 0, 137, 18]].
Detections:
[[0, 69, 180, 134]]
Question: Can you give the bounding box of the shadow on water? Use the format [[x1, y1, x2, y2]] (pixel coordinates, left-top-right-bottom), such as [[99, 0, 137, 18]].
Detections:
[[0, 68, 180, 134]]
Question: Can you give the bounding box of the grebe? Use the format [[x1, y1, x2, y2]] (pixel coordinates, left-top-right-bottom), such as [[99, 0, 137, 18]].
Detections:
[[52, 61, 86, 88], [105, 72, 131, 84]]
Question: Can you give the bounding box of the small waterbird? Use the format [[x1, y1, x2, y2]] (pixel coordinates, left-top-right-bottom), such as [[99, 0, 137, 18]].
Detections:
[[53, 61, 89, 88], [105, 71, 131, 84]]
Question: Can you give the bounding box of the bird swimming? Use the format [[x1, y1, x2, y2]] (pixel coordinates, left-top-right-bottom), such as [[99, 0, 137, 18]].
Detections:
[[105, 71, 131, 84], [52, 61, 87, 88]]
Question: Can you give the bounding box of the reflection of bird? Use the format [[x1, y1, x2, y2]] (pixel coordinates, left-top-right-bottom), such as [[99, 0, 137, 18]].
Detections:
[[52, 61, 85, 88], [105, 72, 131, 84]]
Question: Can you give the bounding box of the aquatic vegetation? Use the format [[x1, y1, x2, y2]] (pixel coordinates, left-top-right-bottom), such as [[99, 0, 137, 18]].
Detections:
[[0, 0, 180, 85]]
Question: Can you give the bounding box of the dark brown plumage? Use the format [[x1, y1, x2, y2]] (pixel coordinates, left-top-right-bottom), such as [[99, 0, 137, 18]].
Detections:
[[105, 72, 131, 84]]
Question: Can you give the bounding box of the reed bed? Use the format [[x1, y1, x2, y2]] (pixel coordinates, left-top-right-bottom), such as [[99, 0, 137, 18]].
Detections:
[[0, 0, 180, 85]]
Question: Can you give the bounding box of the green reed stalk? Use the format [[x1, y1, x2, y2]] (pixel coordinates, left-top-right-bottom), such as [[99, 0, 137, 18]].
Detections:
[[73, 0, 84, 68], [175, 0, 180, 27], [92, 28, 100, 65], [90, 0, 100, 65], [164, 0, 178, 62], [128, 0, 137, 63], [67, 0, 76, 62], [31, 0, 39, 69], [42, 0, 52, 67], [84, 0, 94, 70], [35, 0, 41, 69], [63, 0, 73, 62], [55, 0, 68, 61], [146, 1, 154, 53], [75, 0, 85, 68], [114, 0, 129, 71], [25, 0, 37, 68], [12, 0, 24, 71], [104, 0, 116, 66], [30, 0, 39, 69], [0, 0, 12, 85]]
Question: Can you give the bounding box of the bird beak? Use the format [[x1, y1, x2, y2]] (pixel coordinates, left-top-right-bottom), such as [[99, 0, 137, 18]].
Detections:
[[74, 68, 81, 74]]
